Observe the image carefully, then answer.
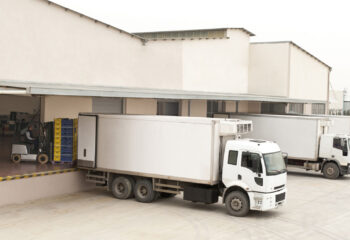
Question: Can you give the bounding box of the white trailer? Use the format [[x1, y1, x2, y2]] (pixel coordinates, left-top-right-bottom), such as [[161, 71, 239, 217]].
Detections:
[[77, 114, 287, 217], [233, 114, 350, 179], [319, 115, 350, 135]]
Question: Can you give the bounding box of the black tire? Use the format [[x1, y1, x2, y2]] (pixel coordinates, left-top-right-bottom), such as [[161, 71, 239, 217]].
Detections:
[[160, 192, 176, 198], [37, 153, 49, 164], [111, 176, 134, 199], [11, 154, 21, 164], [225, 191, 250, 217], [323, 162, 340, 179], [134, 179, 155, 203]]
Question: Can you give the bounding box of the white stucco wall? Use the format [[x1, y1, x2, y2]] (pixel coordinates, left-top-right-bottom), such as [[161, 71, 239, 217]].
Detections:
[[289, 44, 329, 101], [248, 42, 290, 97], [249, 42, 330, 102], [0, 0, 181, 90], [0, 0, 250, 95], [182, 29, 250, 93]]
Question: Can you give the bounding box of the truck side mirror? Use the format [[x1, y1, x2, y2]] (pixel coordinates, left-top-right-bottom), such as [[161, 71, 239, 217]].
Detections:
[[282, 152, 288, 165]]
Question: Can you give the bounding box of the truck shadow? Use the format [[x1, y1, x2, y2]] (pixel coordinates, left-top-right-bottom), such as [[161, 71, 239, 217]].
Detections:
[[156, 196, 281, 219], [287, 170, 350, 181]]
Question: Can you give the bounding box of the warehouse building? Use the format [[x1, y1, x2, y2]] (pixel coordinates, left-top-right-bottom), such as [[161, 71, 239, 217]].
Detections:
[[0, 0, 332, 205]]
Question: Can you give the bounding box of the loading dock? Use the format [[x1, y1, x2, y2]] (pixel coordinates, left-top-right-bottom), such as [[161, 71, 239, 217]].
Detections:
[[0, 93, 75, 181]]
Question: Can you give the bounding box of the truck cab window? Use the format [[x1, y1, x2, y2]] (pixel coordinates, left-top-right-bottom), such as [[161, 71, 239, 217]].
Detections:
[[241, 152, 262, 173], [333, 138, 342, 150], [228, 150, 238, 165], [333, 138, 348, 156]]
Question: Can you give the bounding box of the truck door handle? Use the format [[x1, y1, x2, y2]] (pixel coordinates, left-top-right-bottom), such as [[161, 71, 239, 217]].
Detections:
[[84, 149, 87, 157], [332, 155, 335, 158], [238, 174, 242, 180]]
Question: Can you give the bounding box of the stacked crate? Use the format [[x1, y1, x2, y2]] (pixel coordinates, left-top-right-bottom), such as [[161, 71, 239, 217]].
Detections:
[[54, 118, 77, 163]]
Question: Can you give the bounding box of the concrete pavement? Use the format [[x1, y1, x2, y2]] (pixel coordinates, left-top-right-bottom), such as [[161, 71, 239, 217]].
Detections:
[[1, 169, 350, 240]]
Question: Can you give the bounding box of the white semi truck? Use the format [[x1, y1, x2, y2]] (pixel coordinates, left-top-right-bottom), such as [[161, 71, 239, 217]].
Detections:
[[77, 114, 287, 217], [234, 114, 350, 179]]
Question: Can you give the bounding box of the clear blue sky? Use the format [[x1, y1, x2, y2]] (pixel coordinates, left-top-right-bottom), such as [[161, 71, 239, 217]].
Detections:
[[52, 0, 350, 92]]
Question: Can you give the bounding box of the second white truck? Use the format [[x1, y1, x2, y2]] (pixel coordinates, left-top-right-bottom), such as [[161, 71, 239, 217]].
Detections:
[[234, 114, 350, 179], [77, 114, 287, 217]]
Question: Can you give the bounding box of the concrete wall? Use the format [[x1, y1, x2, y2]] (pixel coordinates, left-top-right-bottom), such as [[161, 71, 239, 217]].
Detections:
[[304, 103, 312, 115], [0, 0, 250, 95], [225, 101, 237, 113], [0, 0, 180, 90], [237, 101, 261, 113], [42, 96, 92, 122], [249, 43, 290, 97], [189, 100, 207, 117], [0, 171, 94, 207], [249, 42, 330, 102], [289, 44, 329, 101], [0, 95, 40, 115], [124, 98, 157, 115], [181, 29, 250, 93], [180, 100, 189, 116]]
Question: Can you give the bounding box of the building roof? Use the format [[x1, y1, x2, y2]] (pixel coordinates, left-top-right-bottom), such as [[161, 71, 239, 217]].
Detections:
[[251, 41, 332, 70], [44, 1, 254, 44], [44, 0, 146, 43], [133, 28, 254, 41], [0, 80, 326, 104]]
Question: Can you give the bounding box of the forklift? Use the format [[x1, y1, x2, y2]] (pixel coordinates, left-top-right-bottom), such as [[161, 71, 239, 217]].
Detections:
[[11, 122, 53, 164]]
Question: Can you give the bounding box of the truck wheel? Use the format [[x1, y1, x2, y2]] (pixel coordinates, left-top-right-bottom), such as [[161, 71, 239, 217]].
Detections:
[[11, 154, 21, 164], [225, 191, 250, 217], [134, 179, 155, 203], [37, 153, 49, 164], [111, 176, 133, 199], [323, 162, 340, 179]]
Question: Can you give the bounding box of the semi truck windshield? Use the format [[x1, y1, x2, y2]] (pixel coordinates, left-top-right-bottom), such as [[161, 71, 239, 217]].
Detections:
[[263, 152, 287, 176]]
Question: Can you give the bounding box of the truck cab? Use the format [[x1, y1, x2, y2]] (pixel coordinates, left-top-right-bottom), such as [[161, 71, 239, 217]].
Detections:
[[222, 139, 287, 216], [319, 134, 350, 178]]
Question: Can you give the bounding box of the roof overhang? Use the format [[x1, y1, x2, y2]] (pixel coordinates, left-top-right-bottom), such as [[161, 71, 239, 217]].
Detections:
[[0, 80, 326, 104], [0, 86, 29, 95]]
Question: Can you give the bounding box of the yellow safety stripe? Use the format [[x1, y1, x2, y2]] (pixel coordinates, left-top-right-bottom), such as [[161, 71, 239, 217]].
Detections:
[[0, 168, 78, 182]]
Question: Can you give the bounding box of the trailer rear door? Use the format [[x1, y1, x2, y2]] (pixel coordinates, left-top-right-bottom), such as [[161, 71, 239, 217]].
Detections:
[[78, 115, 97, 168]]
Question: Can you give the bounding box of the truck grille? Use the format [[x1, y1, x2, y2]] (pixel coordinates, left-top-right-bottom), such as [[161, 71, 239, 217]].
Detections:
[[275, 192, 286, 202]]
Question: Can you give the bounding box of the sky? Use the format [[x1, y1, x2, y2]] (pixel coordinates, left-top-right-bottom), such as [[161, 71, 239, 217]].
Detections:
[[52, 0, 350, 92]]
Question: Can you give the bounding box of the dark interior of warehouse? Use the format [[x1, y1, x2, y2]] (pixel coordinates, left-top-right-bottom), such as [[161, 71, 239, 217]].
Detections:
[[0, 94, 73, 178]]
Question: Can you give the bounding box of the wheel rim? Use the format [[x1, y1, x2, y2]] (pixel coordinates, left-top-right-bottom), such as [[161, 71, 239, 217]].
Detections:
[[326, 167, 335, 175], [40, 156, 46, 162], [13, 156, 20, 162], [116, 183, 125, 194], [139, 186, 148, 197], [230, 198, 243, 211]]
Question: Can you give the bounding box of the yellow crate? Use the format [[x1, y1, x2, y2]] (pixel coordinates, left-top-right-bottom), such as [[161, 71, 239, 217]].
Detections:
[[54, 150, 61, 156], [54, 119, 62, 127], [54, 146, 61, 152], [54, 155, 61, 162], [54, 140, 61, 146], [54, 129, 61, 136]]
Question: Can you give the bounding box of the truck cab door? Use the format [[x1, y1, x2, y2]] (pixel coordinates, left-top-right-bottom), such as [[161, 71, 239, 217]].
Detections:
[[332, 137, 349, 166], [237, 151, 265, 192], [222, 149, 241, 187]]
